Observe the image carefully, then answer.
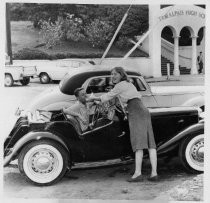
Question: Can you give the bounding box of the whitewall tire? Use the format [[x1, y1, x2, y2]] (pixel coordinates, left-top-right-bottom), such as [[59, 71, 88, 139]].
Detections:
[[18, 140, 69, 186], [179, 134, 204, 173]]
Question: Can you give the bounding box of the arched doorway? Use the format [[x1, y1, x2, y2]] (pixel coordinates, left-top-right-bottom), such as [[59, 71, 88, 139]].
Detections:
[[149, 5, 205, 77], [178, 26, 195, 75], [161, 26, 176, 76]]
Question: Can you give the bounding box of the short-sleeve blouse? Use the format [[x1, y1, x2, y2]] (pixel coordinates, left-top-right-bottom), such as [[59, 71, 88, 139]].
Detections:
[[100, 80, 141, 106]]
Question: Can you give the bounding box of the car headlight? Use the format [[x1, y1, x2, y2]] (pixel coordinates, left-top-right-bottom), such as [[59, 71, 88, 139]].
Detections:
[[27, 110, 52, 123], [197, 107, 204, 120]]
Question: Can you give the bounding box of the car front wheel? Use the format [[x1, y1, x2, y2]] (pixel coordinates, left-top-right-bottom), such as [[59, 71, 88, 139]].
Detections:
[[18, 140, 69, 186], [179, 134, 204, 173], [40, 73, 50, 84]]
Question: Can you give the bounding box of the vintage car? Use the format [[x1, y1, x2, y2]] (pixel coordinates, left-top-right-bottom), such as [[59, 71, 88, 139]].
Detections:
[[24, 66, 204, 113], [36, 59, 94, 84], [4, 96, 204, 186], [5, 65, 37, 87], [4, 53, 37, 87]]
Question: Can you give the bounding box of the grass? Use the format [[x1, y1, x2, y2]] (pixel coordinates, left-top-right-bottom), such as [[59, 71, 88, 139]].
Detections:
[[11, 21, 43, 53], [11, 21, 148, 59]]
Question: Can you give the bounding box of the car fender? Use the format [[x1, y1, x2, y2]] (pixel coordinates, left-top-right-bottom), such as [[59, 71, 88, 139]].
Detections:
[[4, 131, 69, 167], [157, 122, 204, 155], [43, 101, 75, 111], [5, 70, 22, 81], [181, 95, 204, 108]]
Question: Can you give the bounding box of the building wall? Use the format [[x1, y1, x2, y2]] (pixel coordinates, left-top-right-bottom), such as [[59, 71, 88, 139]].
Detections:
[[147, 5, 205, 77]]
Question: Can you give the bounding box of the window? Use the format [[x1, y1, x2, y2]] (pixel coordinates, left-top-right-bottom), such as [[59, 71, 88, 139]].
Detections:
[[86, 76, 146, 94], [86, 77, 113, 94], [131, 77, 146, 91]]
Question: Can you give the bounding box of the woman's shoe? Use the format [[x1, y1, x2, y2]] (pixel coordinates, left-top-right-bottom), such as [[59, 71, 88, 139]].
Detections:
[[147, 175, 159, 182], [127, 175, 144, 182]]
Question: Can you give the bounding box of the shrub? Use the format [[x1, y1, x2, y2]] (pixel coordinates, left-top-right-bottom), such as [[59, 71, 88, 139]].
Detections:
[[64, 14, 85, 42], [39, 17, 65, 49], [13, 48, 51, 60], [39, 15, 85, 48], [84, 19, 114, 48], [115, 35, 131, 49]]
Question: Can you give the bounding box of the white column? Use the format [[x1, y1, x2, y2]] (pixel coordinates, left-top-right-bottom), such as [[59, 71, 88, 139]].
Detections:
[[149, 5, 162, 77], [191, 36, 198, 74], [202, 27, 205, 73], [173, 36, 180, 76]]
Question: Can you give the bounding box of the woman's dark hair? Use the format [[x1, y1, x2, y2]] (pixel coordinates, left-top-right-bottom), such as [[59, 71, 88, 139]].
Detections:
[[111, 67, 130, 82], [74, 87, 84, 97]]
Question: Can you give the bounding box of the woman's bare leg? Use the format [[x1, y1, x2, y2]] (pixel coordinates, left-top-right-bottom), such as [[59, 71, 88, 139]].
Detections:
[[148, 148, 158, 177], [132, 149, 143, 178]]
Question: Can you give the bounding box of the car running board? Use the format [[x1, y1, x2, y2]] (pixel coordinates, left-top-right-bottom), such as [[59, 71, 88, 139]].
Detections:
[[71, 157, 134, 170]]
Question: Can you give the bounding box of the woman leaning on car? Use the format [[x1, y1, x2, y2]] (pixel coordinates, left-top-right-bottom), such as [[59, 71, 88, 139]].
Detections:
[[87, 67, 159, 182]]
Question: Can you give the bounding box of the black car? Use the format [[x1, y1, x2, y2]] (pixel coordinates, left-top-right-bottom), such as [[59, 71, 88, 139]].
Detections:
[[4, 96, 204, 186]]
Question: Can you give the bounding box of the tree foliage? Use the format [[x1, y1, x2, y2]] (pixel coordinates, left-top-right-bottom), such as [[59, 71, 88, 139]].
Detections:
[[9, 3, 148, 35], [9, 3, 148, 48], [39, 18, 65, 49], [84, 19, 114, 48]]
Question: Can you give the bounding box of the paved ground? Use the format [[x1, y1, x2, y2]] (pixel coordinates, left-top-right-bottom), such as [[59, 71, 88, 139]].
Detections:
[[2, 74, 205, 201], [3, 157, 202, 200]]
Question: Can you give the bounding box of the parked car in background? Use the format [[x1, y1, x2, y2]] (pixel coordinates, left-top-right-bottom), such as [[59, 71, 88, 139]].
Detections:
[[4, 98, 204, 186], [24, 66, 204, 113], [5, 53, 37, 87], [36, 59, 94, 84], [5, 65, 37, 87]]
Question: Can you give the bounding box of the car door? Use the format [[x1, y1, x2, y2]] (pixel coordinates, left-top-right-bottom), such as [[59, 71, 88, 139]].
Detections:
[[52, 66, 70, 80], [81, 113, 129, 162], [150, 86, 174, 107], [130, 76, 159, 108], [83, 76, 144, 160]]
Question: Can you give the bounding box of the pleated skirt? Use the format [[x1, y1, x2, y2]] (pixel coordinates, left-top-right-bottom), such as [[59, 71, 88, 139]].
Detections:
[[127, 98, 156, 152]]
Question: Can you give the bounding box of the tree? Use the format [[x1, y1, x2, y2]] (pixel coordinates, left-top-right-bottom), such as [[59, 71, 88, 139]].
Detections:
[[9, 3, 148, 37], [10, 3, 148, 49]]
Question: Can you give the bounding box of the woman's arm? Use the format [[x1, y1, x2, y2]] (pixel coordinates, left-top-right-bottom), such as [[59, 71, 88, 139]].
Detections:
[[86, 83, 123, 103], [86, 96, 101, 102], [100, 83, 122, 102]]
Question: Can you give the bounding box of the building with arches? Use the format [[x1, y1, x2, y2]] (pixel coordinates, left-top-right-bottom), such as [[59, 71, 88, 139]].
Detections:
[[145, 4, 205, 77], [100, 5, 205, 78]]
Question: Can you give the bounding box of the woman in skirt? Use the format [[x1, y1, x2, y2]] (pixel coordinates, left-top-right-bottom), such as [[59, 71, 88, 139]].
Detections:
[[87, 67, 158, 182]]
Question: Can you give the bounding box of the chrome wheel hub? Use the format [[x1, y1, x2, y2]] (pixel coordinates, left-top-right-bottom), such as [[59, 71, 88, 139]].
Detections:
[[31, 151, 55, 174], [190, 139, 204, 163]]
